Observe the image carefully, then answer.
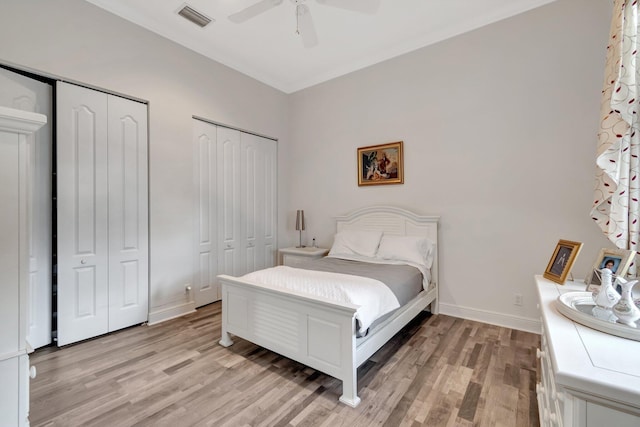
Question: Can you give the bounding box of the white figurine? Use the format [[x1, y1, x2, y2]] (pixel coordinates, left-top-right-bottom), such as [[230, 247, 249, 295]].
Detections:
[[612, 277, 640, 327], [592, 268, 621, 309]]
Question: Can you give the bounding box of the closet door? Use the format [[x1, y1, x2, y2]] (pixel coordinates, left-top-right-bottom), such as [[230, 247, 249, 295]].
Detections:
[[107, 95, 149, 331], [193, 121, 277, 307], [56, 82, 109, 346], [193, 119, 218, 306], [260, 136, 277, 268], [241, 134, 277, 273], [57, 82, 149, 345], [217, 127, 242, 277], [241, 133, 261, 274]]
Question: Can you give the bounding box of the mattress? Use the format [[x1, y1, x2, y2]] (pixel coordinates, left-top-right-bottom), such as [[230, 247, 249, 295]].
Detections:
[[293, 256, 424, 336]]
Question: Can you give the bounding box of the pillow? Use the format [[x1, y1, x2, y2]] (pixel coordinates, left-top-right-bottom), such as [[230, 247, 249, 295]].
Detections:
[[376, 235, 435, 269], [328, 229, 383, 258]]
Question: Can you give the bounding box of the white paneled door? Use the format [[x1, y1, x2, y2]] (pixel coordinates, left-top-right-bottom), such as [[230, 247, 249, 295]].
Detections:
[[217, 126, 242, 279], [241, 133, 277, 274], [107, 95, 149, 331], [56, 83, 109, 346], [193, 119, 277, 307], [57, 82, 148, 346], [193, 119, 218, 307]]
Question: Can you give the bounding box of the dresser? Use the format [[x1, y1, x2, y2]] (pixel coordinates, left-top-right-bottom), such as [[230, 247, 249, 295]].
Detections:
[[535, 275, 640, 427], [0, 106, 47, 426]]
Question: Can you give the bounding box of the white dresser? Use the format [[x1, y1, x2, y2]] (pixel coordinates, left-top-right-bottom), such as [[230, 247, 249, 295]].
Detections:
[[535, 275, 640, 427], [0, 106, 47, 426]]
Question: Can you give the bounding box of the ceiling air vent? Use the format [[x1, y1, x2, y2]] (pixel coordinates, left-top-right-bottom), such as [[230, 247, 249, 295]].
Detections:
[[177, 4, 213, 28]]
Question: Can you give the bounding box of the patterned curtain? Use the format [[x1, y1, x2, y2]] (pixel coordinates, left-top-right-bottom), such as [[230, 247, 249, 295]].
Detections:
[[591, 0, 640, 273]]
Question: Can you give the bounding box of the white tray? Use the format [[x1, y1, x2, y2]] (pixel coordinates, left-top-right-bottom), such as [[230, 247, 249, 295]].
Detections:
[[555, 292, 640, 342]]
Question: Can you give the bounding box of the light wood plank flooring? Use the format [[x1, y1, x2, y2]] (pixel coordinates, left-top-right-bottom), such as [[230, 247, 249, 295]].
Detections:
[[30, 303, 540, 426]]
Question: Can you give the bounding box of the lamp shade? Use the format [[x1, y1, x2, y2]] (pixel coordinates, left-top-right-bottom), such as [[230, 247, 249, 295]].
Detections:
[[295, 210, 305, 231]]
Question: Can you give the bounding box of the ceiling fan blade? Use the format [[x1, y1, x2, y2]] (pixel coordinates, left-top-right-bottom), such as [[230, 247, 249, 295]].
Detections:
[[229, 0, 284, 23], [315, 0, 380, 14], [296, 4, 318, 48]]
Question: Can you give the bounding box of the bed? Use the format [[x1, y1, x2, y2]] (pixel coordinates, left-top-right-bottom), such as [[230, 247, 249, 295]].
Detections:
[[217, 206, 439, 407]]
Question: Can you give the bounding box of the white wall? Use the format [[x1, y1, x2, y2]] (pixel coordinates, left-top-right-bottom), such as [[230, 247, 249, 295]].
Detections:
[[0, 0, 616, 332], [287, 0, 614, 331], [0, 0, 290, 322]]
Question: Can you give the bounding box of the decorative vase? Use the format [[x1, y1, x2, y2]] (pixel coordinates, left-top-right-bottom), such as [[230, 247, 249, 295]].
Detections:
[[612, 279, 640, 327], [592, 268, 620, 309]]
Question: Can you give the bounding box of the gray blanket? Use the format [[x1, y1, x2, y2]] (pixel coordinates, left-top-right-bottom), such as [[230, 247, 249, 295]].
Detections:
[[293, 256, 423, 307]]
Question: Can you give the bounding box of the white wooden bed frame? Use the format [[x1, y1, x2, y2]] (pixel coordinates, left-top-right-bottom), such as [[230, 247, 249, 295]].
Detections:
[[217, 206, 439, 407]]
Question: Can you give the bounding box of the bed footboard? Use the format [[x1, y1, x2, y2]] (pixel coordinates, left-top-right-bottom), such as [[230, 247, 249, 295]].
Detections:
[[218, 275, 362, 407]]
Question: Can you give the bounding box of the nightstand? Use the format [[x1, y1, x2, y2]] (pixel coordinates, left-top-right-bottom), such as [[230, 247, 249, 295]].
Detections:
[[279, 247, 329, 267]]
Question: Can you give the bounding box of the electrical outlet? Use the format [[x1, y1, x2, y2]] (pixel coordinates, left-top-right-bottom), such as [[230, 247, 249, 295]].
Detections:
[[514, 293, 523, 306]]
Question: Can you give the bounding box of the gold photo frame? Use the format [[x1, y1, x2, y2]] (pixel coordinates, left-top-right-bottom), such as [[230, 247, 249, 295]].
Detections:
[[584, 247, 635, 290], [357, 141, 404, 186], [543, 239, 583, 284]]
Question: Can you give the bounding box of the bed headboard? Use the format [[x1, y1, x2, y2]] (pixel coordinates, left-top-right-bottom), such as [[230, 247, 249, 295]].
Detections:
[[334, 206, 440, 286]]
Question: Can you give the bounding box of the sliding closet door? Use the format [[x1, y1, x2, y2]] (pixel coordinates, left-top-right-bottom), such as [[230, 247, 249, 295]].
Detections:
[[107, 95, 149, 331], [241, 134, 260, 274], [193, 120, 277, 307], [56, 82, 109, 346], [241, 133, 277, 273], [217, 126, 242, 277], [57, 82, 148, 345], [193, 119, 218, 306], [260, 136, 277, 268]]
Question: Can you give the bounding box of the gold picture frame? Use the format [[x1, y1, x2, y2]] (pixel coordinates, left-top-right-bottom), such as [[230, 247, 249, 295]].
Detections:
[[584, 247, 635, 290], [543, 239, 583, 284], [357, 141, 404, 186]]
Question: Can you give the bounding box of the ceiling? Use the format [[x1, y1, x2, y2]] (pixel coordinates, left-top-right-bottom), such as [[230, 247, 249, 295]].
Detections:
[[85, 0, 555, 94]]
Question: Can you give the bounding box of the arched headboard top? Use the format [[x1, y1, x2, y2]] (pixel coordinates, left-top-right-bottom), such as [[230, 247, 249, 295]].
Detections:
[[335, 206, 439, 238], [334, 206, 439, 286]]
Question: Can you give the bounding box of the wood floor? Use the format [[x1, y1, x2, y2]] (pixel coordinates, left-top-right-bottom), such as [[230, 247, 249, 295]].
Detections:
[[30, 303, 540, 426]]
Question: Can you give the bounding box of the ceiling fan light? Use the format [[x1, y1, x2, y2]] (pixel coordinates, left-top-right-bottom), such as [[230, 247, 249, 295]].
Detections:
[[177, 4, 213, 28]]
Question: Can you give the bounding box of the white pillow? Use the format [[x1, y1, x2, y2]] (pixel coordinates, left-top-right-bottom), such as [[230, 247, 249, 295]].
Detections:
[[328, 230, 383, 258], [376, 235, 435, 269]]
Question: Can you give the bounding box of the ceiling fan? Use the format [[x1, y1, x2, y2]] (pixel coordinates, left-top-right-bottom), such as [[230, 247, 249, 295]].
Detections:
[[228, 0, 381, 48]]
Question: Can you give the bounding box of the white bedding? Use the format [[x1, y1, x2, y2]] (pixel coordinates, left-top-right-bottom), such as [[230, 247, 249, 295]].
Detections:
[[241, 265, 400, 334]]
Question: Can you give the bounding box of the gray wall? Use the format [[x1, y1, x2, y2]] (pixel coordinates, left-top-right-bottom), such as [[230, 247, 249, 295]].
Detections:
[[287, 0, 613, 330]]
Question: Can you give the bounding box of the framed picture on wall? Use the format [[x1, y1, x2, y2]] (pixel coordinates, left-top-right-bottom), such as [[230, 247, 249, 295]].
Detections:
[[543, 239, 583, 284], [584, 247, 635, 290], [357, 141, 404, 186]]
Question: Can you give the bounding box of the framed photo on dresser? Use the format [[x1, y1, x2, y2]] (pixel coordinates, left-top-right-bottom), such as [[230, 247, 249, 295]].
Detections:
[[584, 247, 634, 290], [543, 239, 583, 284]]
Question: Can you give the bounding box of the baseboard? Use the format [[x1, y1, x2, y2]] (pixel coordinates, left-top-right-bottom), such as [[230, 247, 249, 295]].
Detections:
[[439, 302, 541, 334], [147, 301, 196, 325]]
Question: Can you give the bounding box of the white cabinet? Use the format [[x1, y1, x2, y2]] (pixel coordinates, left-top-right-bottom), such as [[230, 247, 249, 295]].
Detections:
[[0, 67, 53, 350], [535, 276, 640, 427], [56, 82, 148, 346], [0, 106, 47, 426], [193, 119, 277, 307]]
